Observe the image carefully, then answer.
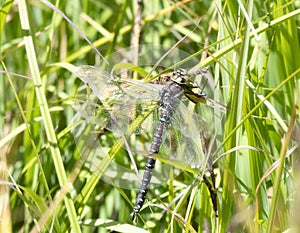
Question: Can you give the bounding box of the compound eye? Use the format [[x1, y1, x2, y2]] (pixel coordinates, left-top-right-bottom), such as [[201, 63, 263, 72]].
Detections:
[[176, 68, 187, 76], [172, 69, 188, 84], [173, 76, 186, 84]]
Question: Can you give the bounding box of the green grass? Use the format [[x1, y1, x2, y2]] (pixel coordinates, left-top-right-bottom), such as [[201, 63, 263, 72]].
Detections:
[[1, 0, 300, 232]]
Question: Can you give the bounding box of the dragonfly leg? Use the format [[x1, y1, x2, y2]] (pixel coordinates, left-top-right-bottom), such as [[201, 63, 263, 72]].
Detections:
[[200, 131, 218, 217]]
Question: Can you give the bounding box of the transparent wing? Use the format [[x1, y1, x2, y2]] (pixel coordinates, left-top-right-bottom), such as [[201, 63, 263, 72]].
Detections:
[[163, 101, 211, 168], [74, 65, 162, 101], [73, 65, 164, 189], [74, 65, 162, 134], [72, 65, 221, 190]]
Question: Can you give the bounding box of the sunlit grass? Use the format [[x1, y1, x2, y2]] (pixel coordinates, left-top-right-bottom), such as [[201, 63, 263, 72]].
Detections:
[[0, 0, 300, 232]]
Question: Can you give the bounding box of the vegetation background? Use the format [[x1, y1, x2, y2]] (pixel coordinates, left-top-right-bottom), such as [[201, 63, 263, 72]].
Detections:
[[0, 0, 300, 232]]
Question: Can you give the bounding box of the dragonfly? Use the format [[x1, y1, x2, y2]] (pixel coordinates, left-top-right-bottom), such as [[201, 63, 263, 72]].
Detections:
[[72, 65, 225, 221]]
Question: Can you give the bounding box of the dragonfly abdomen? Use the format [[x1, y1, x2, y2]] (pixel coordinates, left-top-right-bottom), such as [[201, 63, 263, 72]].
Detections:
[[150, 121, 166, 153], [132, 157, 156, 220], [132, 79, 185, 220]]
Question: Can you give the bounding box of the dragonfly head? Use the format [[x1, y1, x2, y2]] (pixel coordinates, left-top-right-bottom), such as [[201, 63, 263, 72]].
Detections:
[[172, 68, 189, 84], [170, 68, 209, 104]]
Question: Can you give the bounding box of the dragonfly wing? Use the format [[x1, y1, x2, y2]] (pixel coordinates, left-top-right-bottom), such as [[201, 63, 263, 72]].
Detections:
[[157, 102, 209, 169], [204, 97, 229, 111], [72, 65, 225, 191], [73, 66, 168, 189], [157, 98, 225, 169], [74, 65, 162, 101], [74, 65, 162, 134]]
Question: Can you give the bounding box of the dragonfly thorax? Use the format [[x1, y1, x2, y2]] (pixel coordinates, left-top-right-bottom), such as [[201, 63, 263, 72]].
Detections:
[[158, 80, 184, 107]]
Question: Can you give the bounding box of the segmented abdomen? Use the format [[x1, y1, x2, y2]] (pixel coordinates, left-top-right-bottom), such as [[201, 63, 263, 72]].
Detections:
[[132, 79, 184, 220]]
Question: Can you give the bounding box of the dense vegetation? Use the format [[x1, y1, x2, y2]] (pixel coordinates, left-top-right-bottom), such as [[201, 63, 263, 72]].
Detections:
[[1, 0, 300, 232]]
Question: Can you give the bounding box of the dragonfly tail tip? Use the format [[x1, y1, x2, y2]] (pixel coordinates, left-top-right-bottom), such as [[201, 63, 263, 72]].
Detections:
[[132, 213, 136, 221]]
